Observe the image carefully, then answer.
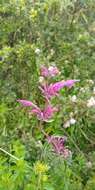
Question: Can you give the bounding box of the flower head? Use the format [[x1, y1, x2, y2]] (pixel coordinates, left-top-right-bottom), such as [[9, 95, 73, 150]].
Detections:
[[35, 48, 41, 55], [30, 104, 58, 122], [40, 80, 79, 100], [48, 66, 60, 76], [34, 161, 49, 173], [70, 118, 76, 125], [70, 95, 77, 103], [93, 87, 95, 95], [63, 80, 80, 88], [47, 135, 71, 158], [87, 97, 95, 107], [17, 99, 37, 107], [17, 99, 57, 122], [47, 135, 70, 157], [40, 66, 49, 77], [64, 118, 76, 128], [40, 65, 60, 77]]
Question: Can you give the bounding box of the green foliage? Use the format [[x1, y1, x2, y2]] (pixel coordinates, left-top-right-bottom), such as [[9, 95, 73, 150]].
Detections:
[[0, 0, 95, 189]]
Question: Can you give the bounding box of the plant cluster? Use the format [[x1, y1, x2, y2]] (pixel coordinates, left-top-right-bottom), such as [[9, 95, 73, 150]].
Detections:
[[0, 0, 95, 189]]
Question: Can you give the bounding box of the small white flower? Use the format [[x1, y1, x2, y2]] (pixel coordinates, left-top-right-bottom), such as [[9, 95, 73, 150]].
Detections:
[[69, 112, 74, 117], [64, 118, 76, 128], [86, 161, 92, 169], [35, 48, 41, 54], [65, 60, 69, 64], [39, 76, 45, 83], [71, 95, 77, 103], [86, 79, 94, 85], [63, 148, 72, 159], [64, 120, 71, 128], [80, 87, 86, 93], [70, 118, 76, 125], [87, 96, 95, 107], [93, 87, 95, 95], [50, 49, 55, 55], [48, 66, 54, 71]]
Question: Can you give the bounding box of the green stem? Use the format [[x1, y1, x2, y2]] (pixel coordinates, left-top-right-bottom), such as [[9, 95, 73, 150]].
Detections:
[[63, 130, 83, 154], [0, 147, 19, 160], [0, 147, 32, 169], [37, 173, 42, 190]]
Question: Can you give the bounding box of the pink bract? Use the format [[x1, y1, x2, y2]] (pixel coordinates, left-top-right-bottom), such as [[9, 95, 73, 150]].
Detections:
[[63, 79, 80, 88], [17, 99, 39, 108]]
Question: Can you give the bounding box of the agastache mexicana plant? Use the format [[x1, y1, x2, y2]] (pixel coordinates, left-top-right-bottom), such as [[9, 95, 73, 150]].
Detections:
[[17, 65, 79, 158], [39, 80, 80, 100]]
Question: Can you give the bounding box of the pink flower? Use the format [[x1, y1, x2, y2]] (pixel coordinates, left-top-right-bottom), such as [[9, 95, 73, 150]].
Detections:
[[40, 65, 60, 77], [40, 66, 49, 77], [17, 99, 57, 122], [47, 135, 71, 158], [63, 80, 80, 88], [48, 66, 60, 76], [40, 80, 79, 99], [17, 99, 38, 108], [31, 104, 58, 122], [47, 136, 71, 159]]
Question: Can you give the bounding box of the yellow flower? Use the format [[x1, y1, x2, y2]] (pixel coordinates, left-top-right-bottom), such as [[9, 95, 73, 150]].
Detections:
[[29, 9, 38, 19], [34, 161, 49, 173]]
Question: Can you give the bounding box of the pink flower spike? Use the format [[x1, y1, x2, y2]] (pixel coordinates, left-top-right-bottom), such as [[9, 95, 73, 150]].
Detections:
[[40, 79, 80, 100], [64, 79, 80, 88], [43, 105, 58, 121], [50, 81, 65, 91], [30, 107, 43, 120], [29, 104, 58, 122], [40, 81, 65, 99], [17, 99, 39, 109]]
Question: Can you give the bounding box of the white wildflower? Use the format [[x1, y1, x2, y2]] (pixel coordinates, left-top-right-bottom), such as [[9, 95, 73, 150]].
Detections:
[[86, 79, 94, 85], [80, 87, 86, 93], [69, 112, 74, 117], [71, 95, 77, 103], [50, 49, 55, 55], [70, 118, 76, 125], [64, 120, 70, 128], [35, 48, 41, 54], [63, 148, 72, 159], [86, 161, 92, 169], [39, 76, 45, 83], [93, 87, 95, 95], [87, 96, 95, 107], [64, 118, 76, 128]]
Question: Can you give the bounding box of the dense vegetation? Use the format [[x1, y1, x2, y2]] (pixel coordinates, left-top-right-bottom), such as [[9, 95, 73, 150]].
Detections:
[[0, 0, 95, 189]]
